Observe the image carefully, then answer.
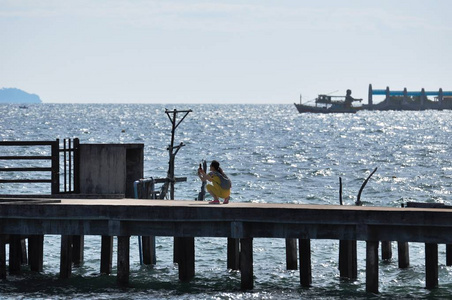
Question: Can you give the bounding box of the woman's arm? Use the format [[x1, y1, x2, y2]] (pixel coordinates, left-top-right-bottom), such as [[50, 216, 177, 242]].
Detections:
[[198, 169, 212, 182]]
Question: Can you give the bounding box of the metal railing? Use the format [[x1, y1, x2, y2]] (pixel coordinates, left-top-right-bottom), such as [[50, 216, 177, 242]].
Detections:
[[0, 139, 79, 194]]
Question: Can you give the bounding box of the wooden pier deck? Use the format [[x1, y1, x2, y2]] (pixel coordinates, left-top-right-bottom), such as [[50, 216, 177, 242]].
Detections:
[[1, 198, 452, 293]]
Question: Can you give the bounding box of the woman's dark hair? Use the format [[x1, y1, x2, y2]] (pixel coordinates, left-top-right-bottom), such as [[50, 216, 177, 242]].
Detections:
[[211, 160, 224, 175]]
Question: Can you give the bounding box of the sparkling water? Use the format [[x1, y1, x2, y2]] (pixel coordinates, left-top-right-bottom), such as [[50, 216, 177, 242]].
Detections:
[[0, 104, 451, 299]]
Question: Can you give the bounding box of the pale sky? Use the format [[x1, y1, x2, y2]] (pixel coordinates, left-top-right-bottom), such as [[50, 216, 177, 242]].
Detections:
[[1, 0, 451, 104]]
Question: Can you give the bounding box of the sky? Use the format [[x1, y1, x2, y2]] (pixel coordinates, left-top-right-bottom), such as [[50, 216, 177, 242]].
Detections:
[[1, 0, 451, 104]]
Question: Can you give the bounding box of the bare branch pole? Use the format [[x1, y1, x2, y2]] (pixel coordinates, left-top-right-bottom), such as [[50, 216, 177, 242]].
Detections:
[[355, 167, 378, 206], [339, 177, 343, 206]]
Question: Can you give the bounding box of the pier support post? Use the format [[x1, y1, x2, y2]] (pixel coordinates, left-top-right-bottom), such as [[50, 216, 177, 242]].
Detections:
[[60, 235, 73, 279], [339, 240, 357, 279], [9, 235, 22, 275], [240, 238, 253, 290], [366, 240, 379, 294], [286, 238, 298, 270], [178, 237, 195, 282], [227, 238, 240, 270], [101, 236, 113, 274], [425, 243, 438, 290], [381, 241, 392, 260], [117, 235, 130, 286], [72, 235, 84, 266], [142, 236, 156, 265], [20, 239, 27, 264], [28, 235, 44, 272], [0, 235, 6, 279], [446, 244, 452, 266], [397, 242, 410, 268], [299, 239, 312, 287]]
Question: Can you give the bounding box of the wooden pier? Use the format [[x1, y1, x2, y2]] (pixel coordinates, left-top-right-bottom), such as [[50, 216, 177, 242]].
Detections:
[[1, 198, 452, 293]]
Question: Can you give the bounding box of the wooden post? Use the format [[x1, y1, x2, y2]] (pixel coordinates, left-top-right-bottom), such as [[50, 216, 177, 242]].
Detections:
[[366, 240, 379, 294], [339, 240, 357, 279], [381, 241, 392, 260], [425, 243, 438, 290], [240, 238, 253, 290], [227, 238, 240, 270], [100, 236, 113, 274], [178, 237, 195, 282], [142, 236, 156, 265], [299, 239, 312, 287], [446, 244, 452, 266], [117, 236, 130, 286], [0, 235, 6, 279], [28, 235, 44, 272], [20, 238, 27, 265], [9, 235, 22, 275], [286, 238, 298, 270], [60, 235, 73, 279], [174, 237, 182, 264], [72, 235, 84, 266], [397, 241, 410, 268]]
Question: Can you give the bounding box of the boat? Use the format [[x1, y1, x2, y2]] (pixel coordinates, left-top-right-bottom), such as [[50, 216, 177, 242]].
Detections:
[[294, 90, 362, 114]]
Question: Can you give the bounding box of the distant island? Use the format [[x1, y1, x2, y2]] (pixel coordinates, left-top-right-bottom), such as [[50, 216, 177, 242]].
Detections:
[[0, 88, 42, 104]]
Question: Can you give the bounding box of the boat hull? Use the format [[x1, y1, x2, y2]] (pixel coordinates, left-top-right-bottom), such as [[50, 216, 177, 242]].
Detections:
[[294, 103, 359, 114]]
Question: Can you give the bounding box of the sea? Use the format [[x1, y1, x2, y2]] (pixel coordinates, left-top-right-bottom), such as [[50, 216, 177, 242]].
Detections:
[[0, 103, 451, 299]]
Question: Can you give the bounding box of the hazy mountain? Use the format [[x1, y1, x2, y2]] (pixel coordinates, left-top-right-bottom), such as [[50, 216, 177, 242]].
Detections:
[[0, 88, 42, 103]]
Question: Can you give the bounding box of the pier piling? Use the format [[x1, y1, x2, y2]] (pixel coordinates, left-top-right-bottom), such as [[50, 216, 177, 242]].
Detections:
[[227, 238, 240, 270], [397, 241, 410, 268], [425, 243, 438, 289], [9, 235, 22, 275], [0, 235, 5, 279], [60, 235, 73, 279], [286, 238, 298, 270], [117, 235, 130, 286], [178, 237, 195, 282], [240, 238, 253, 290], [381, 241, 392, 260], [28, 235, 44, 272], [299, 239, 312, 287], [366, 240, 379, 294], [100, 236, 113, 274]]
